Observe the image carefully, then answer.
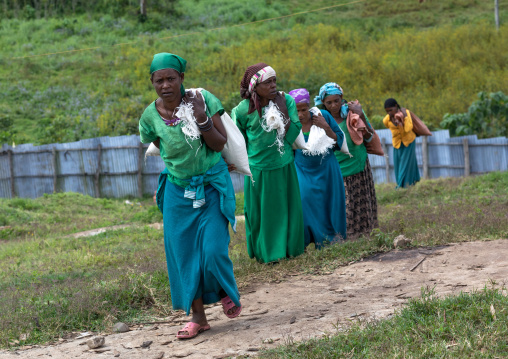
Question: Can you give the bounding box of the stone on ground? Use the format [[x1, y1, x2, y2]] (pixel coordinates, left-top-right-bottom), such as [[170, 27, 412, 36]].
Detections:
[[113, 322, 130, 333], [86, 336, 105, 349]]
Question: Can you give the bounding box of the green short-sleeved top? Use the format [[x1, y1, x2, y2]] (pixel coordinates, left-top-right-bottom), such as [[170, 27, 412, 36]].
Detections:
[[139, 90, 224, 185], [231, 93, 302, 170], [326, 109, 371, 178]]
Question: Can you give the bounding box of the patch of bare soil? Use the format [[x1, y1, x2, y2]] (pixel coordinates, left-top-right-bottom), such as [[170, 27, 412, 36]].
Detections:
[[65, 223, 164, 239], [2, 239, 507, 359]]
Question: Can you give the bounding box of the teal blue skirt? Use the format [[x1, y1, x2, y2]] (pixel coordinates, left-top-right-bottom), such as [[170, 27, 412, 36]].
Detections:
[[295, 149, 347, 248], [158, 165, 240, 315], [394, 141, 421, 188]]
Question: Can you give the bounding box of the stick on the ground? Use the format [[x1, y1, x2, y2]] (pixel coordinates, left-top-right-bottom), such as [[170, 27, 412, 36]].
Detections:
[[410, 257, 426, 271], [129, 318, 180, 325]]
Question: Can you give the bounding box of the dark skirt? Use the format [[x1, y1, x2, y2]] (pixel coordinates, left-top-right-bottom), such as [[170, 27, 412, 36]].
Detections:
[[343, 158, 378, 239]]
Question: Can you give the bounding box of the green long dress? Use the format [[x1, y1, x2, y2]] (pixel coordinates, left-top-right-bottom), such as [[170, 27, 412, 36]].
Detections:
[[231, 94, 305, 263]]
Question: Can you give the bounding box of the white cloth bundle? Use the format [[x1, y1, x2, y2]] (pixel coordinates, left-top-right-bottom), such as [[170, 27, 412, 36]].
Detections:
[[175, 89, 204, 145], [144, 88, 252, 176], [308, 107, 352, 157], [259, 92, 308, 152], [291, 131, 309, 150], [145, 142, 160, 159], [303, 126, 336, 156], [261, 99, 288, 155], [303, 107, 335, 156]]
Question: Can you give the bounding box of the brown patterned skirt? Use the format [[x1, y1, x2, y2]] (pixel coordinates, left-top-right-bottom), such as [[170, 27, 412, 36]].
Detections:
[[343, 158, 378, 239]]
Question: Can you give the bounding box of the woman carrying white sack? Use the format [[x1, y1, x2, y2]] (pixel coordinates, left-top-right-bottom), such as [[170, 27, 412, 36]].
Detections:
[[289, 88, 347, 249], [138, 53, 241, 340], [315, 82, 381, 240], [231, 62, 304, 264]]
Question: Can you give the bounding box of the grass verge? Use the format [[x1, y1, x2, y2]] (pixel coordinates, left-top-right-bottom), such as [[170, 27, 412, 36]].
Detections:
[[259, 285, 508, 358], [0, 172, 507, 348], [0, 192, 162, 241]]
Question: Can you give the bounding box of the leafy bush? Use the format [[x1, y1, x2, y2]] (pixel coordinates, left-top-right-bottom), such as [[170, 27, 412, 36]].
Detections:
[[441, 91, 508, 138], [0, 116, 16, 145]]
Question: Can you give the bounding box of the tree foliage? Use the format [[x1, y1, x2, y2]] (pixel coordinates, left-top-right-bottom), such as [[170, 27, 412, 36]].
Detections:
[[440, 92, 508, 138], [1, 0, 178, 19]]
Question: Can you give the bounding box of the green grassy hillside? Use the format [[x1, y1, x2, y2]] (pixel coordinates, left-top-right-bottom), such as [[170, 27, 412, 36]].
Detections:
[[0, 0, 507, 145]]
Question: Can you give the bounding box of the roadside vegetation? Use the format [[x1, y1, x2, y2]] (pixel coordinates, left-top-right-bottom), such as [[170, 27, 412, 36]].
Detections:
[[1, 172, 507, 351], [261, 286, 508, 358]]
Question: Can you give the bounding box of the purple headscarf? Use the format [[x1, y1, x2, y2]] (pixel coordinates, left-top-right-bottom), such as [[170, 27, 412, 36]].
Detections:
[[289, 88, 310, 104]]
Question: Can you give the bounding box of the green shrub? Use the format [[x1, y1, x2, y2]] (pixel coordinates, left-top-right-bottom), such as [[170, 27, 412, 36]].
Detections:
[[441, 91, 508, 138], [0, 116, 16, 145]]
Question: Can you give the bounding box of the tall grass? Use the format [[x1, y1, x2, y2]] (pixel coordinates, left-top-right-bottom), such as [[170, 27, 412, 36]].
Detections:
[[1, 0, 507, 144], [197, 22, 508, 128], [0, 192, 162, 240], [0, 227, 171, 346]]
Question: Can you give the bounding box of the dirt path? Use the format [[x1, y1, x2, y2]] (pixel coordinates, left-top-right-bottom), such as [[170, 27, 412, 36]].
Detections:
[[2, 239, 507, 359]]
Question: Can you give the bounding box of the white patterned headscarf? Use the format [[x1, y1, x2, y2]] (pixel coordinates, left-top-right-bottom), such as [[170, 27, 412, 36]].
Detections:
[[240, 63, 278, 117], [248, 66, 276, 94]]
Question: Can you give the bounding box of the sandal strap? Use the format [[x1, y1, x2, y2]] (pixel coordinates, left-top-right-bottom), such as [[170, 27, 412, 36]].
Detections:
[[222, 298, 233, 305], [221, 295, 242, 318], [178, 321, 199, 334]]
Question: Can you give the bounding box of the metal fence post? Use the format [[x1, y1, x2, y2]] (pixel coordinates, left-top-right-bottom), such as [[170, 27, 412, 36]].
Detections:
[[422, 136, 429, 179], [95, 144, 102, 197], [8, 149, 15, 198], [52, 147, 58, 193], [463, 138, 470, 177], [381, 137, 390, 183], [137, 141, 144, 198]]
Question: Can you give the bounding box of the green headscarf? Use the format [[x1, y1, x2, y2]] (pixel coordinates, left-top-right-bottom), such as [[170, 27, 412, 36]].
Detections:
[[150, 53, 187, 96]]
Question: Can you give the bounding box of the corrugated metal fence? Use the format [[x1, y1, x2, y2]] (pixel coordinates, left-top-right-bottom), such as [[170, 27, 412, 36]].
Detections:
[[368, 129, 508, 184], [1, 130, 507, 199]]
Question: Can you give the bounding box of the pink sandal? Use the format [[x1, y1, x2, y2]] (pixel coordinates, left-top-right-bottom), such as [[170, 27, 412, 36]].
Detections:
[[221, 296, 242, 319], [176, 322, 210, 339]]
